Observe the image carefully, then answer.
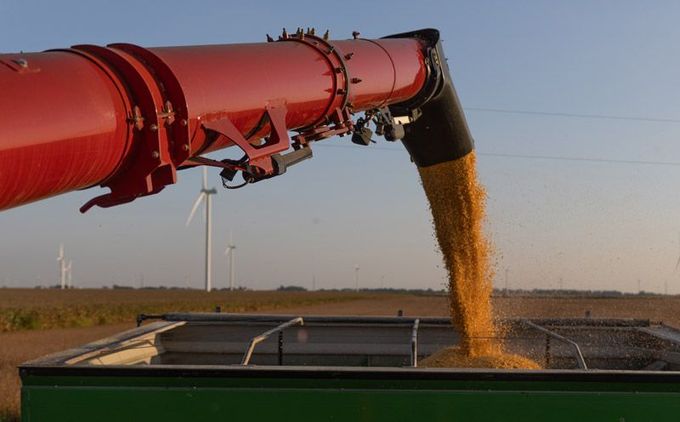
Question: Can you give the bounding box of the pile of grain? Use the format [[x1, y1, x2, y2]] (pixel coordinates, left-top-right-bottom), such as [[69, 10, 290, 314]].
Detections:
[[419, 346, 541, 369], [418, 152, 539, 369]]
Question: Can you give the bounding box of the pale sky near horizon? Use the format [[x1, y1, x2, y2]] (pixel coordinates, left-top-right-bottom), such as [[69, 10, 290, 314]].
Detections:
[[2, 0, 680, 293]]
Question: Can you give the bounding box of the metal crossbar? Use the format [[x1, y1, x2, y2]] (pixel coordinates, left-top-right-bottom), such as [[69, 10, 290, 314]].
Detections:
[[523, 319, 588, 370], [241, 317, 304, 365]]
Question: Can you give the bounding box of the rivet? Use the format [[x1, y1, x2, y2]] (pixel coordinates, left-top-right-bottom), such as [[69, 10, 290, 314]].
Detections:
[[13, 58, 28, 68]]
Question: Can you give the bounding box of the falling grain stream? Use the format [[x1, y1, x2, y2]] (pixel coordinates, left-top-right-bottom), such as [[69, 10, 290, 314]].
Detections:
[[418, 152, 539, 369]]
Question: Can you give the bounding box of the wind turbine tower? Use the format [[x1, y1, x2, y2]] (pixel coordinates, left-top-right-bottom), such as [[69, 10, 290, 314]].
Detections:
[[354, 265, 360, 291], [225, 231, 236, 291], [66, 260, 73, 289], [57, 244, 66, 289], [186, 167, 217, 292], [675, 232, 680, 272]]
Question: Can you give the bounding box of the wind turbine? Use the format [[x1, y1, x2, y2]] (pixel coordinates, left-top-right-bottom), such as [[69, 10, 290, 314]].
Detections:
[[57, 243, 66, 289], [186, 167, 217, 292], [225, 231, 236, 291]]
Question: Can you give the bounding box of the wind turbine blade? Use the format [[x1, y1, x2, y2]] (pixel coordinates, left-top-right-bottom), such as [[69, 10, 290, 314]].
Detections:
[[202, 167, 208, 190], [225, 248, 231, 256], [186, 193, 206, 226]]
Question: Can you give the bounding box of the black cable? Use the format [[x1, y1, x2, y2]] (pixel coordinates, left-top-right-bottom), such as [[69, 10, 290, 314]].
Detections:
[[221, 179, 249, 189]]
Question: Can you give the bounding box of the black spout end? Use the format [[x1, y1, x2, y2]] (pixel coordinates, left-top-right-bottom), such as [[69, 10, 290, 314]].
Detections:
[[384, 29, 474, 167]]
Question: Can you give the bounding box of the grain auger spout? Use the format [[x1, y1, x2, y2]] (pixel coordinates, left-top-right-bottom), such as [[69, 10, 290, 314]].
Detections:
[[384, 29, 474, 167], [0, 28, 473, 212]]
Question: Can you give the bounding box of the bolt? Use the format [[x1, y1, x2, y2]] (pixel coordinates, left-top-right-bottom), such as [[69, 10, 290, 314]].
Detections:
[[151, 151, 160, 159], [149, 124, 158, 131], [344, 52, 354, 60], [352, 31, 360, 39], [13, 58, 28, 68], [323, 30, 330, 40], [180, 119, 188, 126], [350, 77, 362, 84], [182, 144, 190, 151]]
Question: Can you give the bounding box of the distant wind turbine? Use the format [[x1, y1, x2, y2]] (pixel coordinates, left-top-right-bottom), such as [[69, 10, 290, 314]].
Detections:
[[57, 244, 66, 289], [354, 265, 360, 291], [186, 167, 217, 292], [675, 232, 680, 272], [225, 231, 236, 291]]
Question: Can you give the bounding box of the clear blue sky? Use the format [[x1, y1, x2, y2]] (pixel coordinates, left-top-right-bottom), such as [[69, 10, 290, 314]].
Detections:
[[2, 0, 680, 292]]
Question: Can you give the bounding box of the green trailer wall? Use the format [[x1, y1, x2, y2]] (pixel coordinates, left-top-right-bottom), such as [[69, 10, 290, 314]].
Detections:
[[21, 367, 680, 421]]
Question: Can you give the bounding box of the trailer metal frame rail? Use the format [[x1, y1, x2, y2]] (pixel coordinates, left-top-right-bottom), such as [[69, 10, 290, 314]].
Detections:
[[522, 319, 588, 370]]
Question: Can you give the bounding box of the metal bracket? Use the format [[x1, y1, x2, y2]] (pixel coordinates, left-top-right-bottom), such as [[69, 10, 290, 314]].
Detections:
[[74, 43, 190, 213], [293, 107, 354, 145], [202, 102, 290, 177]]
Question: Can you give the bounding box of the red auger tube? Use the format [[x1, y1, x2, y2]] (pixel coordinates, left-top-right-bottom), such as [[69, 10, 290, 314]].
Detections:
[[0, 28, 473, 212]]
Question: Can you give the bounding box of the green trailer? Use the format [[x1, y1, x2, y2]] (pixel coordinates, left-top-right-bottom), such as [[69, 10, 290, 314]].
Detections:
[[20, 314, 680, 421]]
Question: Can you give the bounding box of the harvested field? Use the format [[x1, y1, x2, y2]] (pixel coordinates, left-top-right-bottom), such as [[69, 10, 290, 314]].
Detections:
[[0, 289, 367, 332], [493, 295, 680, 326], [281, 294, 680, 326]]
